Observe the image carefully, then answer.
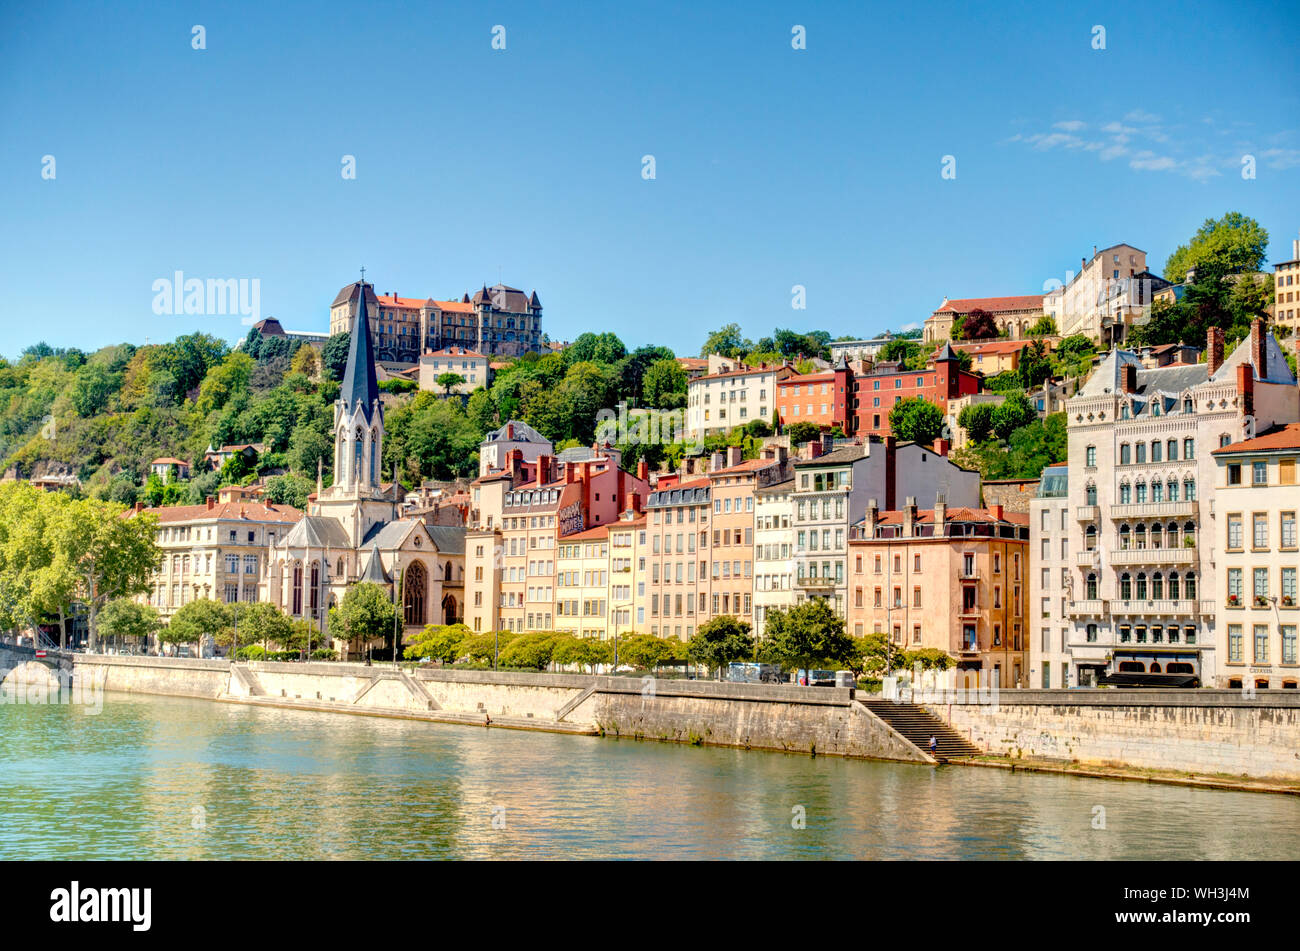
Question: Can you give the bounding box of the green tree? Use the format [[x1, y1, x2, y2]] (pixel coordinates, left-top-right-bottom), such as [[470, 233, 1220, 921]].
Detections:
[[96, 597, 162, 651], [165, 598, 231, 648], [700, 324, 752, 359], [853, 632, 907, 677], [435, 372, 465, 396], [1017, 339, 1052, 389], [497, 631, 559, 670], [642, 359, 688, 409], [992, 392, 1035, 440], [404, 623, 471, 663], [784, 421, 820, 446], [551, 634, 612, 673], [1164, 211, 1269, 281], [329, 582, 398, 658], [264, 474, 314, 510], [759, 600, 854, 675], [687, 616, 754, 679], [1028, 315, 1057, 337], [232, 601, 293, 656], [889, 396, 944, 446], [321, 333, 351, 381], [957, 402, 996, 444], [618, 633, 677, 672], [567, 332, 627, 366]]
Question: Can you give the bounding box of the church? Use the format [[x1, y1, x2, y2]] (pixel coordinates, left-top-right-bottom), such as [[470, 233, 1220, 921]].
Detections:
[[260, 278, 466, 657]]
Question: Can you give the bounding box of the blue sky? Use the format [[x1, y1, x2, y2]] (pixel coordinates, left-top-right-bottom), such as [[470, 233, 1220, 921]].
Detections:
[[1, 0, 1298, 358]]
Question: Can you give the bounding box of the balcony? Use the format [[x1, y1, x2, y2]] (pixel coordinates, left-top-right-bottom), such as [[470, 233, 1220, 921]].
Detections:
[[1075, 549, 1102, 566], [1108, 547, 1196, 566], [1110, 599, 1204, 617], [1076, 505, 1099, 521], [1109, 501, 1197, 520], [1067, 600, 1108, 617], [795, 576, 837, 590]]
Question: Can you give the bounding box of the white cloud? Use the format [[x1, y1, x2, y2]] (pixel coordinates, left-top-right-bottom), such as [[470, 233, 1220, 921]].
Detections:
[[1125, 109, 1161, 123], [1129, 151, 1177, 171], [1053, 120, 1086, 132]]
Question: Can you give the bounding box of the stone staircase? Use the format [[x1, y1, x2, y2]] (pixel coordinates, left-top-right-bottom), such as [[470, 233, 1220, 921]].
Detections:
[[856, 697, 981, 759]]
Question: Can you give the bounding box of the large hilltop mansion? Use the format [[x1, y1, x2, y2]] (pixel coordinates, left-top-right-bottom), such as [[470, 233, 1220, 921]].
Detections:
[[330, 279, 543, 365]]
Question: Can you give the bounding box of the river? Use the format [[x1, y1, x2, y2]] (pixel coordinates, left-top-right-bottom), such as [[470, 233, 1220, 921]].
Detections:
[[2, 692, 1296, 860]]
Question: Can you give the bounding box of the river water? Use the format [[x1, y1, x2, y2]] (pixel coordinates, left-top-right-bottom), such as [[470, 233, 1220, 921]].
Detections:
[[1, 692, 1296, 860]]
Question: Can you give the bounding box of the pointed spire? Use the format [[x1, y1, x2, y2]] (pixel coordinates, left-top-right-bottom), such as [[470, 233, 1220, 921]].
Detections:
[[936, 341, 959, 362], [360, 544, 390, 584], [341, 278, 380, 422]]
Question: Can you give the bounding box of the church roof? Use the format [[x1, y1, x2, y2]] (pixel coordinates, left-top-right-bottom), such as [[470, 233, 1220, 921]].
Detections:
[[281, 515, 351, 549], [340, 280, 381, 422], [360, 545, 390, 584], [425, 525, 467, 555]]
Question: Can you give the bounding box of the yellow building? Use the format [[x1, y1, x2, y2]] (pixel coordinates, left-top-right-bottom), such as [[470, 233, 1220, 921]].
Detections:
[[555, 526, 610, 639]]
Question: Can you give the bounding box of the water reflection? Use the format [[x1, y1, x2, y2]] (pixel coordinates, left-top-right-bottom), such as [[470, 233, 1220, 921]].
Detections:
[[1, 692, 1296, 860]]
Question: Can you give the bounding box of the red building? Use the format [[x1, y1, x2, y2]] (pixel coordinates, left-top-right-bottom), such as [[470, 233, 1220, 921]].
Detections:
[[776, 345, 979, 439]]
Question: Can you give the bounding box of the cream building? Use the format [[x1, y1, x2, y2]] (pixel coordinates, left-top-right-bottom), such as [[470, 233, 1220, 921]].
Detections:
[[1028, 464, 1072, 687], [418, 346, 491, 394], [1272, 235, 1300, 342], [554, 525, 610, 640], [1212, 423, 1300, 689], [1057, 243, 1171, 348], [1063, 321, 1299, 687], [137, 490, 303, 622], [754, 476, 795, 638], [686, 363, 791, 438]]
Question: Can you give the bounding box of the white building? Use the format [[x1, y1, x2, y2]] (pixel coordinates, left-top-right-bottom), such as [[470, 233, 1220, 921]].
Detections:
[[754, 476, 795, 637], [1211, 422, 1300, 689], [686, 363, 791, 439], [418, 346, 491, 394], [477, 420, 553, 478], [1058, 243, 1171, 348], [1028, 463, 1072, 687], [1063, 321, 1299, 687]]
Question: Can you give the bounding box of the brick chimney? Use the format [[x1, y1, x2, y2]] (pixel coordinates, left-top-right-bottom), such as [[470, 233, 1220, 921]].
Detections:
[[537, 454, 553, 485], [884, 435, 897, 510], [710, 450, 726, 471], [809, 440, 823, 459], [505, 422, 514, 440], [1121, 362, 1138, 394], [990, 503, 1003, 522], [636, 459, 648, 482], [206, 495, 215, 511], [1207, 327, 1225, 376], [1251, 318, 1267, 379], [935, 437, 950, 457], [865, 499, 879, 538], [625, 490, 641, 515], [933, 494, 947, 537], [134, 501, 144, 514], [727, 446, 743, 467], [903, 496, 917, 537], [1238, 364, 1255, 418]]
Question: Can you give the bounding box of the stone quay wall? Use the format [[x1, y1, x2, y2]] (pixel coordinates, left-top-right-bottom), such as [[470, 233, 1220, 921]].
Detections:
[[927, 689, 1300, 780]]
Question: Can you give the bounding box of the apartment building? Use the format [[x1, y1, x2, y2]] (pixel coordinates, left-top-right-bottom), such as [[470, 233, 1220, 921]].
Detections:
[[847, 499, 1030, 688], [922, 294, 1047, 344], [686, 363, 791, 438], [330, 280, 543, 363], [555, 526, 610, 640], [477, 420, 552, 479], [1272, 235, 1300, 342], [463, 448, 650, 634], [136, 493, 303, 621], [1028, 464, 1072, 688], [417, 346, 491, 394], [1212, 423, 1300, 689], [642, 477, 712, 640], [1064, 321, 1299, 687], [1057, 244, 1172, 348], [828, 335, 900, 363], [608, 513, 643, 639], [754, 476, 796, 638], [705, 447, 793, 627], [791, 443, 875, 616]]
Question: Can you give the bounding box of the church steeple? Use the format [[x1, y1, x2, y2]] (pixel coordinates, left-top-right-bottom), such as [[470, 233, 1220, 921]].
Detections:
[[341, 278, 381, 422]]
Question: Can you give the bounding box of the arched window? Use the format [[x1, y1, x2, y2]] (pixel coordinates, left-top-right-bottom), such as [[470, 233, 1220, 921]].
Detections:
[[1183, 520, 1196, 545], [1135, 481, 1147, 503], [1152, 573, 1164, 599], [1120, 573, 1132, 600], [1086, 483, 1097, 505], [1120, 443, 1131, 465], [1168, 573, 1180, 600], [1167, 438, 1178, 460], [1136, 443, 1146, 464], [310, 562, 320, 618], [444, 561, 453, 582], [1184, 478, 1196, 501], [1152, 480, 1163, 502], [403, 560, 427, 626], [336, 557, 344, 577], [1152, 441, 1162, 462], [1119, 525, 1131, 549], [354, 427, 364, 486], [1120, 482, 1132, 504], [370, 428, 379, 485], [1135, 525, 1147, 549], [1167, 479, 1178, 501], [1185, 572, 1197, 599], [1086, 573, 1098, 599], [1151, 524, 1163, 549], [1085, 525, 1097, 550], [292, 562, 303, 615], [1136, 572, 1148, 600], [1182, 398, 1192, 414]]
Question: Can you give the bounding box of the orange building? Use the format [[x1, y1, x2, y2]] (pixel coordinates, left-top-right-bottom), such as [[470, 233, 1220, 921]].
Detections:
[[846, 498, 1030, 688]]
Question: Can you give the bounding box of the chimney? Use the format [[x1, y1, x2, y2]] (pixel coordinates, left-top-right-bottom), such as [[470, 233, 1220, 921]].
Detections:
[[505, 422, 514, 440], [884, 435, 897, 510], [935, 437, 950, 457], [727, 446, 743, 467], [933, 493, 947, 537], [865, 499, 879, 538], [820, 433, 834, 455], [626, 490, 641, 515], [1121, 363, 1138, 394], [809, 440, 823, 459], [1238, 364, 1255, 418], [509, 449, 524, 483], [990, 503, 1003, 521], [1251, 319, 1267, 380], [565, 462, 576, 484], [710, 450, 726, 471], [636, 459, 648, 482], [1081, 256, 1086, 272], [537, 454, 553, 484], [206, 495, 215, 511], [1207, 327, 1225, 376], [903, 496, 917, 537], [133, 501, 144, 514]]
